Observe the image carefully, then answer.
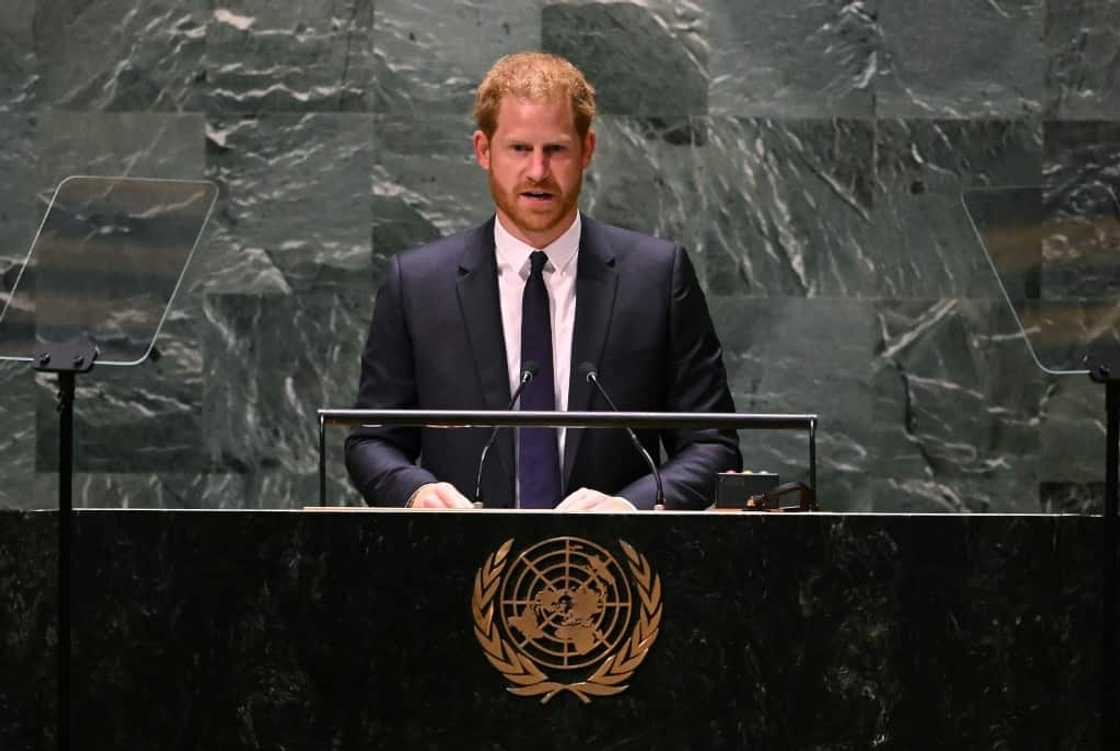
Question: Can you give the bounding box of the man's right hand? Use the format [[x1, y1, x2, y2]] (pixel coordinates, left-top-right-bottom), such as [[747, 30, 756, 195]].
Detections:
[[407, 482, 474, 509]]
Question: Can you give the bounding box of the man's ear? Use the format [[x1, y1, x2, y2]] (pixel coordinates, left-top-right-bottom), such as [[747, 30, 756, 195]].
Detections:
[[473, 130, 491, 170], [581, 128, 596, 168]]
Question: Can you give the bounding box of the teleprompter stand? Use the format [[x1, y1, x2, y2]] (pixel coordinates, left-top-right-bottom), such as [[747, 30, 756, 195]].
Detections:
[[964, 186, 1120, 748], [0, 176, 218, 751], [1088, 354, 1120, 751]]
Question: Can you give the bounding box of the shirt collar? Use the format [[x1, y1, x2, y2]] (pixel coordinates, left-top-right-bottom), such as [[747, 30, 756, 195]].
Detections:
[[494, 212, 581, 277]]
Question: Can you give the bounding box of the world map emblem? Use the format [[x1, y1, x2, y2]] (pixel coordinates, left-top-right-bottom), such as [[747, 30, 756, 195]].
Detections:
[[472, 537, 663, 703]]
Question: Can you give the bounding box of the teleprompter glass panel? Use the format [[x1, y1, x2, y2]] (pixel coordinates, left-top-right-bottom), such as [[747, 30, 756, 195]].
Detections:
[[964, 186, 1120, 375], [0, 176, 218, 366]]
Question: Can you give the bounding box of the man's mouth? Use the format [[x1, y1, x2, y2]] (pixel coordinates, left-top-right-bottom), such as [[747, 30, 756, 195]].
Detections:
[[520, 190, 555, 202]]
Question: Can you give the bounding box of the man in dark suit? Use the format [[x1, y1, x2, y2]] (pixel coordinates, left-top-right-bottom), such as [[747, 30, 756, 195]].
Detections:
[[346, 52, 740, 510]]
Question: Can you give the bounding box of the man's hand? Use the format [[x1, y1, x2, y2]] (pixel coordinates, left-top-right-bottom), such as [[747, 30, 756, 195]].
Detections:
[[407, 482, 474, 509], [555, 487, 637, 512]]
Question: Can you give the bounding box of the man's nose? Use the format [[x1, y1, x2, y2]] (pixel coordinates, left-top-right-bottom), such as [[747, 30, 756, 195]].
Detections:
[[527, 149, 550, 182]]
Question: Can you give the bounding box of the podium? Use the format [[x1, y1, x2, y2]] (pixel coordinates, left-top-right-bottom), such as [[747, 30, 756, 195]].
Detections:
[[0, 508, 1104, 749]]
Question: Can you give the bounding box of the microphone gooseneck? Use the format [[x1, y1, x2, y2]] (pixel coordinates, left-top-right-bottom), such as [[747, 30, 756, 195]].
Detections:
[[473, 361, 540, 506], [578, 362, 667, 511]]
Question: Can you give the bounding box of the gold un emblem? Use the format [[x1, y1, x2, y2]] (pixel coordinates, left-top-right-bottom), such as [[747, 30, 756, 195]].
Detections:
[[472, 537, 663, 703]]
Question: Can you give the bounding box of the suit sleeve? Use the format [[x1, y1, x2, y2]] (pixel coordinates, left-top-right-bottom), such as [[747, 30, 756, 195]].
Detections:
[[616, 246, 742, 509], [344, 255, 438, 505]]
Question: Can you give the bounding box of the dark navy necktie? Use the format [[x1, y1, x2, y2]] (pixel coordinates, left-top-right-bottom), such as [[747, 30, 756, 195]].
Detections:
[[519, 250, 562, 508]]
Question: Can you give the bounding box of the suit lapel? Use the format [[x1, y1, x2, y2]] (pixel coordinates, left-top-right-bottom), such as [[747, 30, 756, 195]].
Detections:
[[456, 218, 516, 493], [563, 217, 618, 493]]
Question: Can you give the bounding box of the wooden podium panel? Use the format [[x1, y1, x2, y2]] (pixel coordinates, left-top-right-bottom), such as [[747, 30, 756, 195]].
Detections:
[[0, 510, 1107, 749]]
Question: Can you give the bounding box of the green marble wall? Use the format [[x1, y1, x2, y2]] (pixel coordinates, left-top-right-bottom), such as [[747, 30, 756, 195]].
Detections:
[[0, 1, 1117, 511]]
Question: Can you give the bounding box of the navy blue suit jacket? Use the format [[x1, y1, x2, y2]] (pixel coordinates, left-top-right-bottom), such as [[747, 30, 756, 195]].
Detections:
[[345, 215, 741, 509]]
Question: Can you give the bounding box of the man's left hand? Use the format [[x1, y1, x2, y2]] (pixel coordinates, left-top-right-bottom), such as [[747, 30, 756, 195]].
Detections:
[[555, 488, 637, 512]]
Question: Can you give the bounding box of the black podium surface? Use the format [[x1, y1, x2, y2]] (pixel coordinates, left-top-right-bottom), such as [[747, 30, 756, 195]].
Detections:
[[0, 510, 1109, 749]]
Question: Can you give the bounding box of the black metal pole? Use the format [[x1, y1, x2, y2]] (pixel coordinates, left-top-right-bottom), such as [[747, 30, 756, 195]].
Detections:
[[1106, 378, 1118, 522], [319, 414, 327, 507], [57, 370, 74, 751], [809, 418, 817, 498], [1104, 379, 1118, 749]]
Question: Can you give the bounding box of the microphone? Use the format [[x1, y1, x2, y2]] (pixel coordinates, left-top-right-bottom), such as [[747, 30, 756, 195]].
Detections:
[[473, 361, 539, 507], [577, 362, 666, 511]]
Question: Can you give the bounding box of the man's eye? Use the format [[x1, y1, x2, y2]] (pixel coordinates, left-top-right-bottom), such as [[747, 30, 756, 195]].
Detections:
[[511, 144, 531, 152], [545, 145, 567, 154]]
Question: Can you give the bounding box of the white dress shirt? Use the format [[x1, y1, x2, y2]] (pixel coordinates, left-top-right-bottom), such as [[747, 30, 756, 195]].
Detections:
[[494, 212, 580, 501]]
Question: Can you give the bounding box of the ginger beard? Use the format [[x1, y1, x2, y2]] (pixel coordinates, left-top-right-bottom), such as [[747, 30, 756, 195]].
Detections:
[[487, 168, 573, 243], [474, 96, 595, 249]]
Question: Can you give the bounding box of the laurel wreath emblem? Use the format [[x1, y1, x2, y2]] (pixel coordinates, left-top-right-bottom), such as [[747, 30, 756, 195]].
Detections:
[[471, 538, 663, 704]]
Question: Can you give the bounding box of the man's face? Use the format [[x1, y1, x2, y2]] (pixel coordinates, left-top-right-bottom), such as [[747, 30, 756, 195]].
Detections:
[[473, 95, 595, 249]]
